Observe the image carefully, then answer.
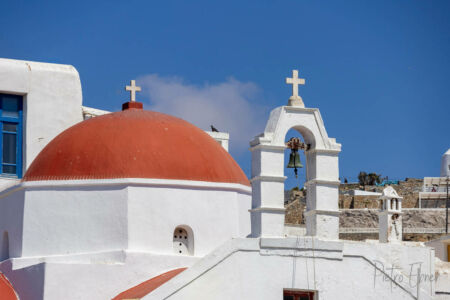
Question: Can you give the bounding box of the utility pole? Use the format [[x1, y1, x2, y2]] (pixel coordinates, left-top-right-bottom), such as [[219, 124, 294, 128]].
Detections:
[[446, 176, 449, 234]]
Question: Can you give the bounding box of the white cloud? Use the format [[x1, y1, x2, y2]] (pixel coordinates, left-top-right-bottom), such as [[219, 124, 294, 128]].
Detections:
[[138, 74, 267, 154]]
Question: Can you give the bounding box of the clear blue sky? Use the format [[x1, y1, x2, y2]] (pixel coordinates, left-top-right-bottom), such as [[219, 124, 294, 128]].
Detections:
[[1, 0, 449, 186]]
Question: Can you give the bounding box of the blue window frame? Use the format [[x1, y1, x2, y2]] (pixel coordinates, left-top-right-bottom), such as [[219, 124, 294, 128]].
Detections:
[[0, 94, 23, 178]]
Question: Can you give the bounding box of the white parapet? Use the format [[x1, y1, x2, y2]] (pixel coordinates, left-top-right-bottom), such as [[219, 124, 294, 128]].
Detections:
[[82, 106, 110, 119], [206, 131, 229, 152], [349, 190, 382, 196]]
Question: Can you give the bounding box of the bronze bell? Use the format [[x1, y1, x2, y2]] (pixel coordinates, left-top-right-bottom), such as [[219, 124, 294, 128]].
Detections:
[[287, 149, 303, 178]]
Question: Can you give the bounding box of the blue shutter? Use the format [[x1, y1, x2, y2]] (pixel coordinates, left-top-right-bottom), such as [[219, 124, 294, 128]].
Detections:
[[0, 94, 23, 178]]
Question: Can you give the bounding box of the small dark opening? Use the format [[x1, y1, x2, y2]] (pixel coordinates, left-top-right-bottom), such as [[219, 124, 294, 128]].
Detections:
[[283, 290, 315, 300], [1, 231, 9, 261]]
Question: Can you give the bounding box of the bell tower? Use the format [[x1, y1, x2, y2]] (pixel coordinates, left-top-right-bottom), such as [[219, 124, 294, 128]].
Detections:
[[250, 69, 341, 240], [378, 186, 403, 243]]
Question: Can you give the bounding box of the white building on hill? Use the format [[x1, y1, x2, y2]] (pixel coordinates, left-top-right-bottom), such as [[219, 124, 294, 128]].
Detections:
[[441, 149, 450, 178], [419, 149, 450, 209], [0, 58, 445, 299]]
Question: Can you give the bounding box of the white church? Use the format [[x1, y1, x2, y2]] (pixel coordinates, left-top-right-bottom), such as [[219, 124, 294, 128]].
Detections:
[[0, 58, 446, 299]]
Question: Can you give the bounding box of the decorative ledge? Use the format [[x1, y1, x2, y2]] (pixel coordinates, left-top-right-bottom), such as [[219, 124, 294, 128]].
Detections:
[[250, 175, 287, 183], [304, 179, 340, 186], [303, 209, 340, 217], [260, 237, 343, 260], [249, 144, 286, 152], [249, 207, 286, 212]]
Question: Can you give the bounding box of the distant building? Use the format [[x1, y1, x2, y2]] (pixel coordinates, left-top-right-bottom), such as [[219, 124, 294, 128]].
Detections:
[[418, 149, 450, 208], [441, 149, 450, 177]]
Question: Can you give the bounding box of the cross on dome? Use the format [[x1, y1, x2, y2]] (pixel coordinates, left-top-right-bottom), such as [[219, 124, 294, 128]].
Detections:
[[125, 80, 141, 102]]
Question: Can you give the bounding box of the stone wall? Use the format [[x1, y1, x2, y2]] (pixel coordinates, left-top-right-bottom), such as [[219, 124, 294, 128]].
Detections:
[[285, 195, 449, 241], [339, 233, 378, 241], [338, 233, 447, 242], [284, 196, 305, 225], [403, 233, 447, 242], [403, 209, 447, 228], [338, 209, 447, 229], [287, 179, 427, 211], [339, 194, 380, 209], [339, 209, 378, 227], [284, 180, 449, 241]]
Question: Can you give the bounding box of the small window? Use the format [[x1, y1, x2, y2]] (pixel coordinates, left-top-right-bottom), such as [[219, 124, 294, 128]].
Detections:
[[173, 226, 193, 256], [0, 94, 23, 178], [283, 289, 315, 300]]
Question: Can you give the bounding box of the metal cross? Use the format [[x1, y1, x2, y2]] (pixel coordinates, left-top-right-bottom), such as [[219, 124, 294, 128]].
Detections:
[[285, 70, 305, 99], [125, 80, 141, 102]]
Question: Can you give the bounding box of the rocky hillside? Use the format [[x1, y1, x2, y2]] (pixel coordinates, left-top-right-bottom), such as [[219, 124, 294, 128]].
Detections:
[[339, 178, 424, 208]]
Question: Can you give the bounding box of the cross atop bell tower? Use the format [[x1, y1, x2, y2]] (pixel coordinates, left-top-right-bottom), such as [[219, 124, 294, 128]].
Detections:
[[286, 70, 305, 107]]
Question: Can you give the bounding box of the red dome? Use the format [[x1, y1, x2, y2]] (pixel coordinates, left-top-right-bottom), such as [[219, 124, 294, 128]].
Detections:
[[23, 106, 249, 186]]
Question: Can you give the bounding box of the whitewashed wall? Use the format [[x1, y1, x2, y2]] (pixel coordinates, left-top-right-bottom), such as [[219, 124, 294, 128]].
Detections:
[[0, 249, 200, 300], [0, 58, 83, 186], [21, 185, 129, 257], [0, 189, 25, 259], [0, 179, 251, 258], [0, 178, 251, 300], [426, 237, 449, 262], [128, 182, 251, 257], [146, 238, 435, 300]]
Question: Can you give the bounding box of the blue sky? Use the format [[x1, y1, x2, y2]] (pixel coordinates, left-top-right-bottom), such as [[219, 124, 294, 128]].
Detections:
[[1, 0, 449, 187]]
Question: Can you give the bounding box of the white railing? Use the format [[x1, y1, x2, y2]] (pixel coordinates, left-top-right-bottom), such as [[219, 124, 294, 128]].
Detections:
[[339, 228, 378, 233], [422, 186, 448, 193], [339, 227, 447, 234], [403, 227, 447, 234]]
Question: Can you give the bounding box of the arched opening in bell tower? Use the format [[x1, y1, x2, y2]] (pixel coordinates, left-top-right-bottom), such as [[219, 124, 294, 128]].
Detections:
[[284, 129, 308, 190], [283, 127, 315, 225]]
